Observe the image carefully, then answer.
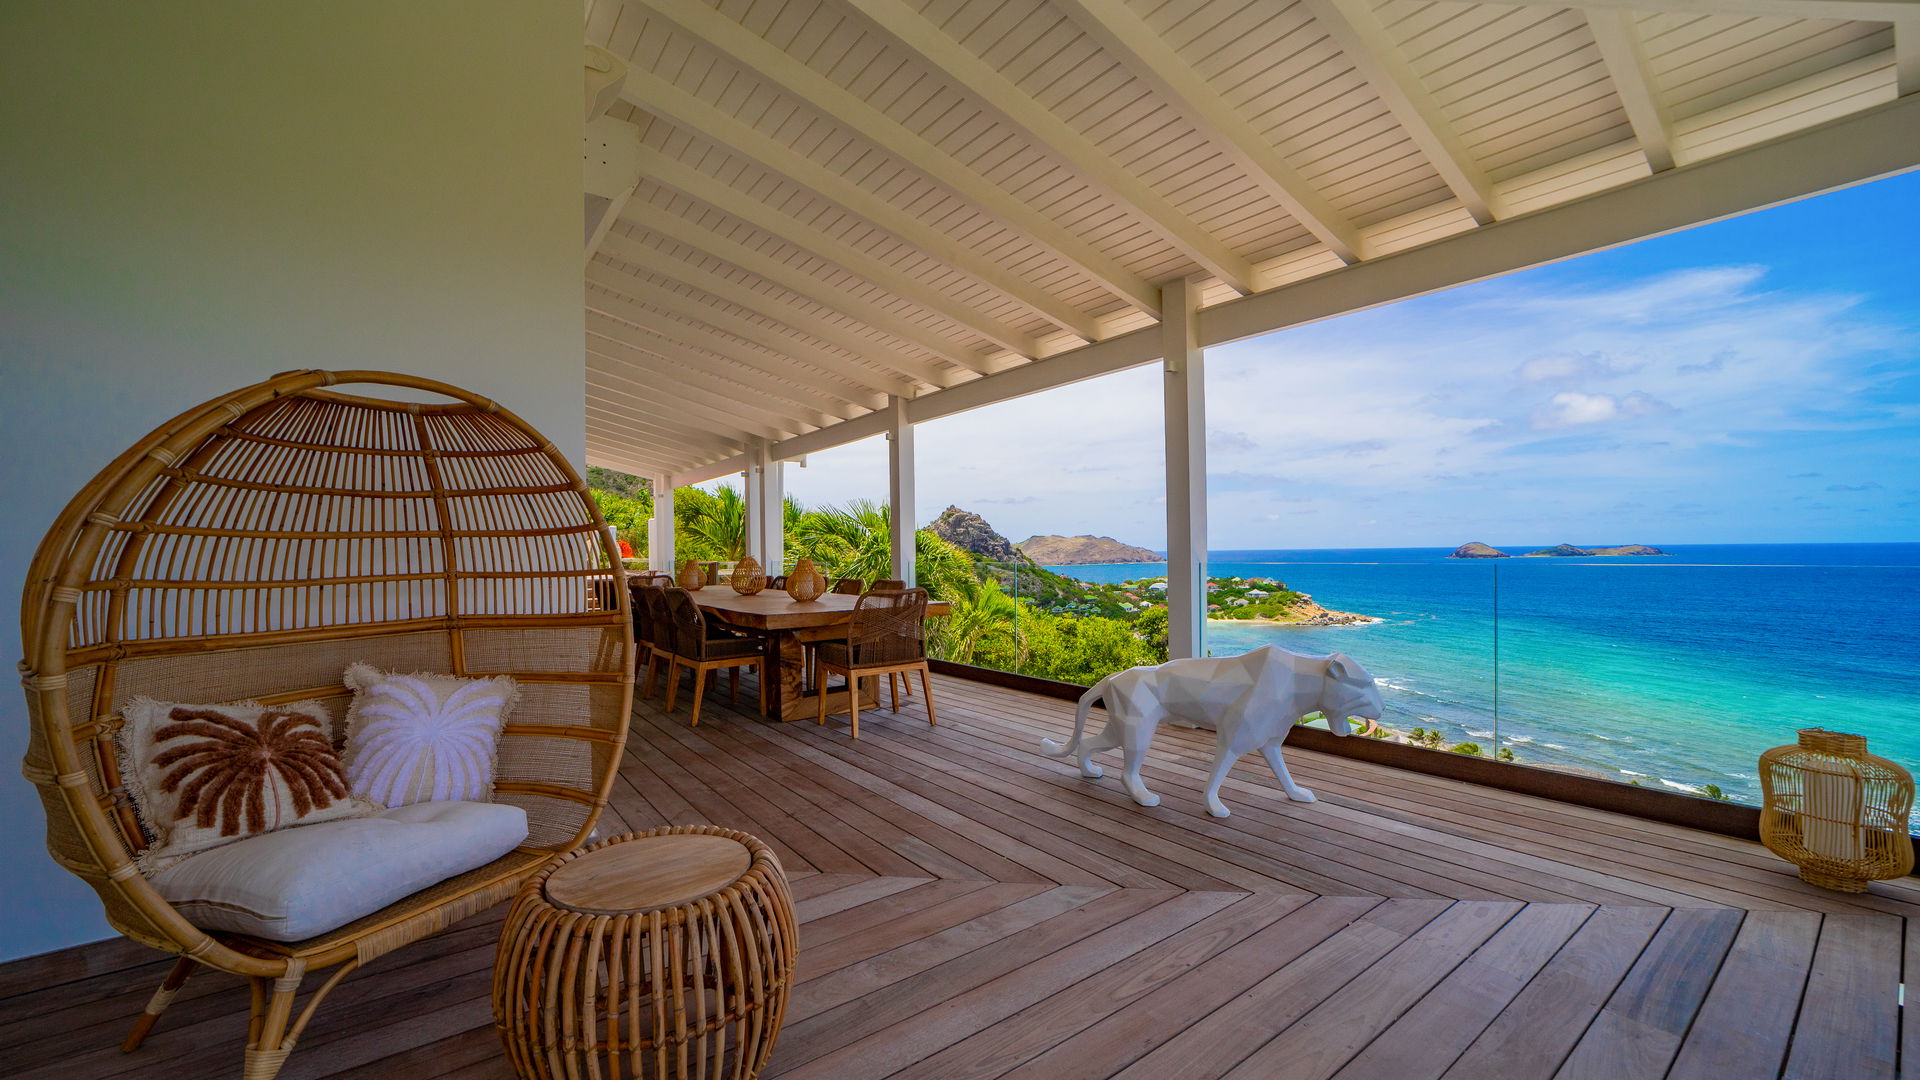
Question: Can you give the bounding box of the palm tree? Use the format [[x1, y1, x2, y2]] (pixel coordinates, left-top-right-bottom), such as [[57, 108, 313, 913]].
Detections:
[[928, 574, 1020, 665], [676, 485, 747, 562], [789, 499, 892, 580]]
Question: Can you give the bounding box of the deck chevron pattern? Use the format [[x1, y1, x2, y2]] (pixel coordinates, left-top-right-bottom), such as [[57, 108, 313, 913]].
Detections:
[[4, 673, 1918, 1078]]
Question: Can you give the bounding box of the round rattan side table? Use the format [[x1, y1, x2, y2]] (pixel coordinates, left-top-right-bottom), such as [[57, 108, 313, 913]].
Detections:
[[493, 826, 798, 1080]]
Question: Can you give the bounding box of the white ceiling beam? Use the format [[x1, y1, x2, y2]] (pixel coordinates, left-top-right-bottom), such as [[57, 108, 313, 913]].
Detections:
[[612, 213, 1006, 374], [585, 363, 791, 443], [736, 93, 1920, 468], [632, 148, 1071, 351], [671, 452, 753, 489], [586, 380, 766, 446], [587, 261, 911, 403], [1587, 11, 1678, 172], [593, 236, 950, 390], [1897, 18, 1920, 96], [1051, 0, 1364, 264], [585, 115, 645, 261], [1302, 0, 1504, 224], [584, 438, 671, 481], [584, 297, 866, 420], [585, 311, 871, 418], [586, 339, 838, 431], [612, 5, 1156, 319], [835, 0, 1260, 293], [1475, 0, 1918, 20], [584, 405, 742, 458]]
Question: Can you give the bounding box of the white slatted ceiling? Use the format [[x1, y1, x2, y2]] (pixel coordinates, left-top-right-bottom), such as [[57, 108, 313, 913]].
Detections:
[[582, 0, 1907, 478]]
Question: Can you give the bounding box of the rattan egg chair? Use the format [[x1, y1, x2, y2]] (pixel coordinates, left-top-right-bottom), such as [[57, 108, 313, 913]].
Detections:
[[18, 370, 633, 1078]]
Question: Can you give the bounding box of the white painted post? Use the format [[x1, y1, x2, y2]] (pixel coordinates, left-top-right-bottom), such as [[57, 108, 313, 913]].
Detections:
[[1161, 277, 1207, 660], [651, 477, 676, 573], [886, 395, 917, 586], [745, 439, 785, 571]]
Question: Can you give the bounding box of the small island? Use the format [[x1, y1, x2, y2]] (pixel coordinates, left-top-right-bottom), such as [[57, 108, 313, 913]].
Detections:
[[1201, 577, 1375, 625], [1522, 543, 1669, 557], [1449, 542, 1509, 559], [1019, 533, 1162, 565]]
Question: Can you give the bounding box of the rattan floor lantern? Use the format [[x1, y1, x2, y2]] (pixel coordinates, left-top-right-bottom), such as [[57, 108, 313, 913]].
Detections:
[[18, 370, 633, 1078], [1759, 728, 1914, 892]]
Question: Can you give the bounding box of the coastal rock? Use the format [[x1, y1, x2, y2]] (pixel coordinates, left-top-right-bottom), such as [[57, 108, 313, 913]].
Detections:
[[1524, 543, 1595, 557], [929, 506, 1019, 562], [1019, 533, 1162, 565], [1448, 542, 1509, 559]]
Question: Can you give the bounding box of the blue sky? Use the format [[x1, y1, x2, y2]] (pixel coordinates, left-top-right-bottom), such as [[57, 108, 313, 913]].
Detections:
[[778, 171, 1920, 550]]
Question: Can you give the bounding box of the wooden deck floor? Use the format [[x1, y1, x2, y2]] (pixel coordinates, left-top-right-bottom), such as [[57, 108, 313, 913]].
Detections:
[[6, 672, 1919, 1078]]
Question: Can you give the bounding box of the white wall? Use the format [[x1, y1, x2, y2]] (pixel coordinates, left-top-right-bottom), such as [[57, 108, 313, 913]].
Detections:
[[0, 3, 583, 960]]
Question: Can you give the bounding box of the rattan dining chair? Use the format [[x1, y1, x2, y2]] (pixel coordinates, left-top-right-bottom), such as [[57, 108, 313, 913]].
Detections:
[[832, 577, 864, 595], [17, 370, 632, 1079], [812, 588, 937, 739], [661, 588, 765, 725], [631, 579, 669, 697]]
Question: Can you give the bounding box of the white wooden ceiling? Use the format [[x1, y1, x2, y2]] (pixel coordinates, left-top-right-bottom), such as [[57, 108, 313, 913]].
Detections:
[[580, 0, 1920, 482]]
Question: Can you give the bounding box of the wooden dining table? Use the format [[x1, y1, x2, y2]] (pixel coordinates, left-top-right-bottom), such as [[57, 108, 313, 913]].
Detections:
[[690, 590, 950, 722]]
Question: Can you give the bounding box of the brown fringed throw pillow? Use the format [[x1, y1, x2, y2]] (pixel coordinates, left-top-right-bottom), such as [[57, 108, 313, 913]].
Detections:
[[120, 698, 377, 872]]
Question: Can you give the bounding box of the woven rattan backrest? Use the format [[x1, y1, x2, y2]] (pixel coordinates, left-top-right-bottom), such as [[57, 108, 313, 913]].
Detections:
[[872, 579, 905, 591], [833, 577, 863, 596], [640, 587, 675, 653], [628, 581, 656, 647], [18, 370, 632, 958], [847, 588, 928, 666], [662, 587, 711, 659]]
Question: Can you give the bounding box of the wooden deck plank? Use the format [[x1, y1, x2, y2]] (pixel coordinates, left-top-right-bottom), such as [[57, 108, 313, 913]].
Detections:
[[3, 672, 1907, 1080], [1554, 907, 1745, 1080], [1667, 910, 1823, 1080], [1439, 905, 1669, 1080], [1330, 902, 1596, 1080], [1782, 914, 1903, 1080]]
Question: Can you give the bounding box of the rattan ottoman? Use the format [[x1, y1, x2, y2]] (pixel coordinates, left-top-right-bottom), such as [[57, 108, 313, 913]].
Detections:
[[493, 827, 798, 1079]]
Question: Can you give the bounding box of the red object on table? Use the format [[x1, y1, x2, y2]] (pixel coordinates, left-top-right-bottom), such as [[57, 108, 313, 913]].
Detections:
[[616, 540, 634, 558]]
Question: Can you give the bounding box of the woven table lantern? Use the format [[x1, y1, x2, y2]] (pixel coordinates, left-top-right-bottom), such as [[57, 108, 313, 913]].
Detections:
[[731, 555, 765, 595], [786, 558, 824, 602], [677, 557, 706, 591], [1759, 728, 1914, 892]]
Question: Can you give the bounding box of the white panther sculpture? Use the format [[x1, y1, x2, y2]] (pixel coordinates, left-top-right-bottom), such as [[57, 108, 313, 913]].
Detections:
[[1040, 645, 1384, 818]]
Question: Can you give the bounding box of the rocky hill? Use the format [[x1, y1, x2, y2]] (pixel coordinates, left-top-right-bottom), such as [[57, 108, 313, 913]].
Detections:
[[1018, 534, 1162, 565], [1448, 542, 1509, 558], [1525, 543, 1594, 557], [929, 506, 1019, 561]]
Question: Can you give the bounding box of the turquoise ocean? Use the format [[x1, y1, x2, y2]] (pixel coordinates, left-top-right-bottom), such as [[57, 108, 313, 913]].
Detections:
[[1044, 544, 1920, 807]]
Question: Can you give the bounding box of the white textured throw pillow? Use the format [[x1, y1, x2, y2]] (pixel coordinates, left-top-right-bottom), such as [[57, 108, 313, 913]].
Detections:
[[342, 664, 517, 808]]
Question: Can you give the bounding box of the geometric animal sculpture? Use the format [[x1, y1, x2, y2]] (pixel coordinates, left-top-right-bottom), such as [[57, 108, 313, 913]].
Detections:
[[1041, 645, 1382, 818]]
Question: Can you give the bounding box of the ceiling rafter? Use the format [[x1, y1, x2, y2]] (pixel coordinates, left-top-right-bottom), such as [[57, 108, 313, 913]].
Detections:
[[1475, 0, 1914, 20], [584, 357, 796, 442], [583, 293, 867, 420], [833, 0, 1261, 293], [1302, 0, 1504, 224], [1586, 10, 1678, 172], [576, 378, 756, 449], [613, 209, 1010, 373], [1896, 17, 1919, 95], [583, 403, 741, 458], [595, 239, 940, 395], [584, 304, 877, 417], [632, 147, 1071, 353], [583, 436, 668, 481], [1051, 0, 1365, 264], [585, 332, 839, 429], [618, 0, 1156, 321]]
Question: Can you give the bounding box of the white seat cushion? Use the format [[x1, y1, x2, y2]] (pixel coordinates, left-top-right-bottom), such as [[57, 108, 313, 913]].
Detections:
[[151, 801, 528, 942]]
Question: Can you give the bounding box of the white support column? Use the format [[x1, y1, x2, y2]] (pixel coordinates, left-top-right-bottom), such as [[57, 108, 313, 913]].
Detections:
[[886, 395, 917, 586], [1161, 277, 1207, 660], [650, 478, 676, 573], [745, 439, 785, 571]]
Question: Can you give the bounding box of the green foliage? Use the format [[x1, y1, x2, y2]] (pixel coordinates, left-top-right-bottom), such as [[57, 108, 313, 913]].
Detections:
[[1449, 742, 1483, 756], [588, 489, 650, 556], [586, 466, 651, 501], [1013, 609, 1160, 684], [1496, 747, 1516, 762], [675, 485, 747, 563], [1702, 784, 1731, 801]]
